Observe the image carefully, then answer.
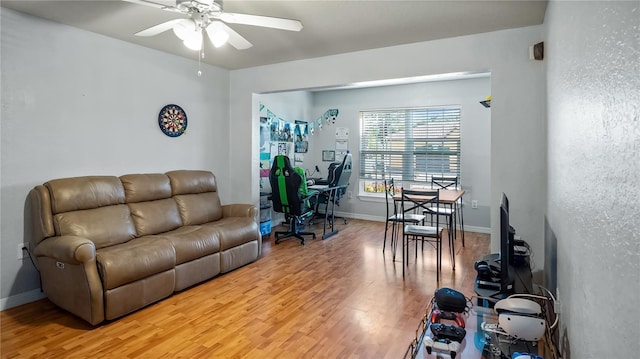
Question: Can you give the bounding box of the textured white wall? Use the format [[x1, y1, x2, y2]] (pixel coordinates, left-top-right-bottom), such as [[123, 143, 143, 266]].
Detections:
[[0, 9, 230, 306], [545, 1, 640, 357]]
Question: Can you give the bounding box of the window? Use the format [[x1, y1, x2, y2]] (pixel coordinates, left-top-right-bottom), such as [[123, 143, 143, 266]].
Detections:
[[359, 106, 461, 194]]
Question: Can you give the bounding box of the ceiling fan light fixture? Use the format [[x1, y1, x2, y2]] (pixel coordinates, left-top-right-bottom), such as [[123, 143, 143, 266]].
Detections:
[[183, 31, 203, 50], [132, 0, 301, 53], [207, 22, 229, 48], [210, 31, 229, 48], [173, 19, 196, 40]]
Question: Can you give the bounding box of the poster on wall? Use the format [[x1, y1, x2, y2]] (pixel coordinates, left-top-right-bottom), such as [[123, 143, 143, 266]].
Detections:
[[270, 119, 294, 142], [269, 120, 281, 141], [275, 142, 293, 157], [283, 122, 293, 142], [260, 117, 270, 153], [278, 142, 288, 155], [335, 127, 349, 140], [294, 122, 309, 153], [260, 117, 271, 176], [261, 105, 311, 169]]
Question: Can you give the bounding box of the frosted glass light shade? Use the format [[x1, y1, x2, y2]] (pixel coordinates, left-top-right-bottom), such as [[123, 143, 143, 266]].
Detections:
[[206, 22, 229, 48], [183, 31, 203, 50], [173, 19, 196, 40]]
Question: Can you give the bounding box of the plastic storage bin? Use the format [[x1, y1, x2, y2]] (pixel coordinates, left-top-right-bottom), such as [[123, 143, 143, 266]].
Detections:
[[260, 220, 272, 236]]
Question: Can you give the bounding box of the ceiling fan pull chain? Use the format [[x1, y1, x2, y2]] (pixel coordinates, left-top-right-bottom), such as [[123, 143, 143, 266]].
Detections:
[[197, 30, 204, 77]]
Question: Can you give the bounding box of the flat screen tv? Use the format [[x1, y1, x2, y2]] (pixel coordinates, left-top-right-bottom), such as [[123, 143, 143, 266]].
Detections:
[[499, 193, 514, 294]]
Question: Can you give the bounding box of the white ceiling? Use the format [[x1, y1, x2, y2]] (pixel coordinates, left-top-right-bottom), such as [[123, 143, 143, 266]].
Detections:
[[1, 0, 548, 70]]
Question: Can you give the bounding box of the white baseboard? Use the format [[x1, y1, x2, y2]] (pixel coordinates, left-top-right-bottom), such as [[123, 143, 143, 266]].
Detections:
[[333, 211, 382, 222], [0, 288, 46, 311], [462, 225, 491, 234]]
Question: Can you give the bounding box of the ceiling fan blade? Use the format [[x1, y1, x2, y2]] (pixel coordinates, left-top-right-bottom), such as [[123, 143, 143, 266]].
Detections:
[[135, 18, 184, 36], [122, 0, 177, 10], [219, 12, 303, 32], [219, 23, 253, 50]]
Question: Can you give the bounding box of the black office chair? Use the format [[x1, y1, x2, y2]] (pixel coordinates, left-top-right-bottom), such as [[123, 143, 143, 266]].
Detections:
[[312, 153, 352, 224], [269, 155, 318, 245]]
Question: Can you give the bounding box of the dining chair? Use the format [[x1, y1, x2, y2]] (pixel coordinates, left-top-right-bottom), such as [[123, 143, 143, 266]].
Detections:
[[401, 189, 444, 280], [383, 178, 424, 259], [430, 175, 465, 247]]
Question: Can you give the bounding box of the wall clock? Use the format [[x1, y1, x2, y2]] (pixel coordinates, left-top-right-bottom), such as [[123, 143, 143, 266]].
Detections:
[[158, 104, 187, 137]]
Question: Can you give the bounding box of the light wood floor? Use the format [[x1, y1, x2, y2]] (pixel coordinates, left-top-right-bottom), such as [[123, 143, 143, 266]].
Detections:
[[0, 219, 489, 358]]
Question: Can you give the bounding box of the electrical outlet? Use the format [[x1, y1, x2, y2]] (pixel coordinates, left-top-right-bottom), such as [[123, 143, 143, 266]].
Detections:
[[17, 243, 26, 260], [555, 287, 562, 313], [471, 200, 478, 209], [347, 191, 353, 199]]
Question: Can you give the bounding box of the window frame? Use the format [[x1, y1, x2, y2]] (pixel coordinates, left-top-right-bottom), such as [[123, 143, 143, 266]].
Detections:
[[358, 105, 462, 195]]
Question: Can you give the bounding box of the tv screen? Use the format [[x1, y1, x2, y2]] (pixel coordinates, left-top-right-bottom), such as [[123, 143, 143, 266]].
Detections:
[[501, 192, 509, 212], [499, 194, 512, 294]]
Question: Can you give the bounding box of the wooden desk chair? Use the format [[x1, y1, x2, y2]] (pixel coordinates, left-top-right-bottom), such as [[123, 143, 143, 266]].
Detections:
[[401, 189, 444, 280], [383, 179, 424, 259]]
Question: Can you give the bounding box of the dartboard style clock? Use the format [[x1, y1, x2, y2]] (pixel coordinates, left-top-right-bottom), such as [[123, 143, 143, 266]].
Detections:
[[158, 104, 187, 137]]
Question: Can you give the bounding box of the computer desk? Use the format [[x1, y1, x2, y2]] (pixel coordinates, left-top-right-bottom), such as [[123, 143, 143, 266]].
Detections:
[[308, 184, 348, 239]]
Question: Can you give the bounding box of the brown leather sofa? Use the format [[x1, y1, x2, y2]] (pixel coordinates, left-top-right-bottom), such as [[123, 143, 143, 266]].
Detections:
[[28, 170, 261, 325]]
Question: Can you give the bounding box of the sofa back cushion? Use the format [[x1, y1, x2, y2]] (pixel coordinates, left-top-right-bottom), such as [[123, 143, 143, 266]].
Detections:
[[46, 176, 125, 213], [55, 205, 137, 249], [173, 192, 222, 225], [120, 173, 172, 203], [167, 170, 223, 225], [128, 198, 182, 236], [121, 173, 182, 236], [46, 176, 136, 248]]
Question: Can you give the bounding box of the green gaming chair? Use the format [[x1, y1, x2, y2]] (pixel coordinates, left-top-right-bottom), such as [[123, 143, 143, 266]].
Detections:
[[269, 155, 318, 245]]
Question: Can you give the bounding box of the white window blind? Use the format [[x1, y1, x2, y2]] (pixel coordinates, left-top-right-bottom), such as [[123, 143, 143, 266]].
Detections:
[[359, 106, 461, 192]]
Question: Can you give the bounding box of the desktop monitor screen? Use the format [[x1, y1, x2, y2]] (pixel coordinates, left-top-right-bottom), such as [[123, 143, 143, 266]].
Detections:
[[500, 194, 511, 293]]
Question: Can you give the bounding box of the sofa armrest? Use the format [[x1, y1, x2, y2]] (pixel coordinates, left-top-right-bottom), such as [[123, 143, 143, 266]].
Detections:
[[221, 203, 262, 256], [222, 203, 258, 222], [33, 236, 105, 325], [33, 235, 96, 264]]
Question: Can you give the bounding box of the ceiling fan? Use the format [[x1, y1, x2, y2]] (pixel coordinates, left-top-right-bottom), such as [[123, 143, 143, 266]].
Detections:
[[125, 0, 303, 51]]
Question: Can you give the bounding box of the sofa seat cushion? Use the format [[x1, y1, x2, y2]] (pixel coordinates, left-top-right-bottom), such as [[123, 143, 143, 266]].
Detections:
[[204, 217, 259, 251], [156, 226, 220, 265], [96, 237, 176, 290]]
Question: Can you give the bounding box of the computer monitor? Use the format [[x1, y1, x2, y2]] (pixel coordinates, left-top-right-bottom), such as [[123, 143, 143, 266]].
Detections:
[[499, 193, 514, 294]]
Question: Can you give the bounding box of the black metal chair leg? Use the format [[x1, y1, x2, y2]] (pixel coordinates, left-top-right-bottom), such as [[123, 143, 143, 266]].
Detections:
[[458, 201, 465, 247]]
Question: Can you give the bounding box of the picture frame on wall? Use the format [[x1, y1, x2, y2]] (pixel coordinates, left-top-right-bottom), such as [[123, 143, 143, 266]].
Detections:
[[322, 150, 335, 162]]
